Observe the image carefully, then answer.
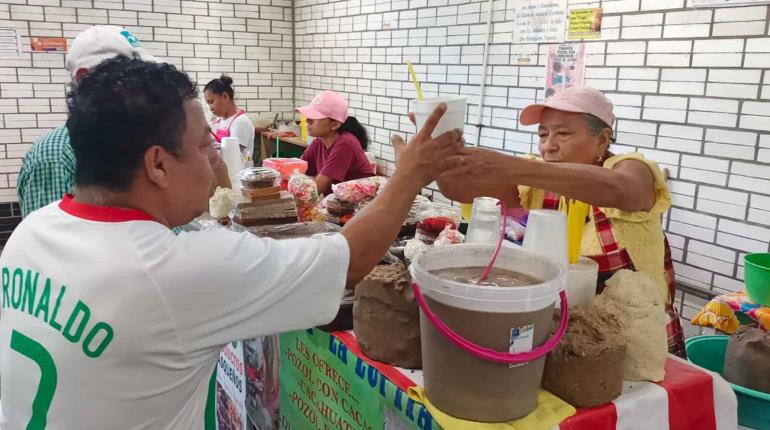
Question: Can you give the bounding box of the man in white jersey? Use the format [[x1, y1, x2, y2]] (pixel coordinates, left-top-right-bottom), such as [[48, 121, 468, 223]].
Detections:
[[0, 57, 464, 429]]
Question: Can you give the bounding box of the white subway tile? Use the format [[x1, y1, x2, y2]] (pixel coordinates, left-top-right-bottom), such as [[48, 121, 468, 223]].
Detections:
[[674, 261, 714, 284], [606, 53, 646, 66], [644, 107, 686, 123], [749, 208, 770, 226], [680, 167, 727, 185], [713, 21, 766, 37], [729, 174, 770, 194], [707, 83, 759, 99], [719, 218, 770, 241], [704, 142, 755, 160], [660, 81, 704, 96], [688, 240, 737, 263], [659, 123, 702, 139], [740, 115, 770, 131], [647, 40, 692, 53], [718, 231, 769, 253], [617, 119, 657, 135], [665, 9, 711, 24], [687, 252, 735, 276], [688, 111, 737, 128], [682, 154, 729, 172], [669, 220, 715, 242], [661, 68, 706, 82], [663, 23, 710, 39], [647, 53, 691, 67], [621, 25, 662, 39], [692, 53, 743, 68], [745, 38, 770, 52], [693, 38, 744, 53], [606, 41, 647, 54], [714, 5, 767, 22], [709, 69, 763, 85], [657, 136, 701, 153]]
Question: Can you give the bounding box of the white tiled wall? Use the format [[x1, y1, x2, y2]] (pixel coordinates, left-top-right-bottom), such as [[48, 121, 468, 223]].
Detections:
[[0, 0, 294, 202], [294, 0, 770, 292]]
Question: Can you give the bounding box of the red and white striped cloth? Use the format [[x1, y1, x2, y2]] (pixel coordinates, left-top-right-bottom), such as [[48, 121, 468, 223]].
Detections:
[[557, 357, 737, 430], [334, 332, 738, 430]]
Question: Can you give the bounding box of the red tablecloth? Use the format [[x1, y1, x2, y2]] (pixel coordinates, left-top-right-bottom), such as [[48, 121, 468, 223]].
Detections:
[[333, 331, 738, 430]]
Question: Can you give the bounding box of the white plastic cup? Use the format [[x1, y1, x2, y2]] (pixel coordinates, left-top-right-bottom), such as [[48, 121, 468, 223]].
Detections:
[[522, 209, 568, 274], [465, 197, 501, 245], [566, 257, 599, 308], [409, 96, 467, 138]]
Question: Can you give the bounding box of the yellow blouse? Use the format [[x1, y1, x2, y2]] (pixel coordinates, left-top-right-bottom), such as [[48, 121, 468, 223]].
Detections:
[[518, 153, 672, 301]]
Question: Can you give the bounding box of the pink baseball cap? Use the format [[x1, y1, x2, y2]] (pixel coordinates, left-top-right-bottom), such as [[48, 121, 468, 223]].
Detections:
[[520, 87, 615, 130], [295, 91, 349, 123]]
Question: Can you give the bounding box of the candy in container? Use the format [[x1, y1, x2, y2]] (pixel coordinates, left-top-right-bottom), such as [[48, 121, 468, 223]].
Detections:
[[287, 173, 320, 222], [332, 176, 388, 204]]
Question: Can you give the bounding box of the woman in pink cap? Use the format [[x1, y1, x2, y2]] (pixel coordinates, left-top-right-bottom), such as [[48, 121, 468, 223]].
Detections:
[[438, 86, 686, 357], [295, 91, 374, 195]]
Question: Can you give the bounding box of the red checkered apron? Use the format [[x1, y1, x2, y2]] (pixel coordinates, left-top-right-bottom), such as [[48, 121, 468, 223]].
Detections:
[[542, 192, 687, 358]]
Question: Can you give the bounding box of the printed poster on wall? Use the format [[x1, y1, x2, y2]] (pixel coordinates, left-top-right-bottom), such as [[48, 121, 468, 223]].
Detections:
[[216, 341, 248, 430], [567, 8, 603, 40], [0, 28, 22, 59], [513, 0, 568, 44], [545, 43, 586, 99], [30, 37, 68, 52]]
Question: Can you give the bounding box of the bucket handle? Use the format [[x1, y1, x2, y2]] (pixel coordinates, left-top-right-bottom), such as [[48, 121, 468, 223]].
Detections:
[[412, 283, 568, 364]]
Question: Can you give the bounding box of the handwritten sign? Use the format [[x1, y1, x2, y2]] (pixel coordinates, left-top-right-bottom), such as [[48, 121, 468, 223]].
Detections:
[[279, 330, 436, 430], [568, 8, 603, 40], [513, 0, 568, 44]]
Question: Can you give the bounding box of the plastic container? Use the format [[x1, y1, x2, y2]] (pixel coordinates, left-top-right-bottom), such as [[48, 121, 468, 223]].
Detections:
[[686, 335, 770, 429], [239, 167, 280, 189], [522, 209, 568, 272], [566, 257, 598, 308], [409, 96, 467, 138], [410, 244, 565, 422], [263, 158, 308, 180], [465, 197, 502, 246], [744, 253, 770, 306]]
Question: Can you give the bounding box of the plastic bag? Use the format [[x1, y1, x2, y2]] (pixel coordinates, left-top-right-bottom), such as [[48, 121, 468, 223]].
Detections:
[[332, 176, 388, 204]]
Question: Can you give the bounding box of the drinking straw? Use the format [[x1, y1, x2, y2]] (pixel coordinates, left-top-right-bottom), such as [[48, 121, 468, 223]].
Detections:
[[406, 61, 424, 101], [567, 199, 589, 264]]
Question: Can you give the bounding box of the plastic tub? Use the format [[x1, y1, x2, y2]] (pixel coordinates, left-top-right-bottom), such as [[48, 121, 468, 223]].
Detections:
[[263, 158, 308, 180], [744, 253, 770, 306], [686, 335, 770, 429]]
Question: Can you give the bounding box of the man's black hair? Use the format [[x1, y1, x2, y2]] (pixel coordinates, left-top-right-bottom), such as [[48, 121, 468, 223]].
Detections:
[[66, 56, 198, 191]]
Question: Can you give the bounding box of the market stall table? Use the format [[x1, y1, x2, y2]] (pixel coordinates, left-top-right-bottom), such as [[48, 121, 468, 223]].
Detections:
[[260, 131, 308, 163], [277, 329, 739, 430]]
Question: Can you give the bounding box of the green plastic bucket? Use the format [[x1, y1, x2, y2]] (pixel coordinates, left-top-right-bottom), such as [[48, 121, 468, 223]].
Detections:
[[686, 335, 770, 429], [744, 253, 770, 307]]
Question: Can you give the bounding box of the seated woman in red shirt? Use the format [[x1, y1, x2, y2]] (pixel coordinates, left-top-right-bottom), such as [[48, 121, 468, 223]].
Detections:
[[295, 90, 374, 195]]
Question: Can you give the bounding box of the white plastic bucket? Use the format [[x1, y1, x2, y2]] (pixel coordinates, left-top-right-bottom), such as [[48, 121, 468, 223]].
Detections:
[[409, 244, 565, 422]]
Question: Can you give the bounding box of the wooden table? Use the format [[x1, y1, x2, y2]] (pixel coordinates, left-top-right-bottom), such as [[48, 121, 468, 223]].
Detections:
[[259, 131, 308, 163]]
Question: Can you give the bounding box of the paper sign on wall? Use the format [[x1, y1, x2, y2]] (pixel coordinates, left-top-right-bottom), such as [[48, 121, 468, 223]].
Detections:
[[513, 0, 568, 44], [0, 28, 22, 59], [568, 8, 603, 40], [545, 43, 586, 99], [31, 37, 68, 52]]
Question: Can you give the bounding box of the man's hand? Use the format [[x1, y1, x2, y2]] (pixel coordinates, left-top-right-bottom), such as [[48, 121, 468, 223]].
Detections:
[[390, 103, 464, 188]]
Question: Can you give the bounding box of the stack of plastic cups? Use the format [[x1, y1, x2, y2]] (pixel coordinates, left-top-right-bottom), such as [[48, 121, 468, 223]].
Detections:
[[465, 197, 502, 245], [522, 209, 569, 272]]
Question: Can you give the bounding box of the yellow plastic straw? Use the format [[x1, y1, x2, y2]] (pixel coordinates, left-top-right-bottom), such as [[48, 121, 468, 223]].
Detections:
[[567, 199, 589, 264], [407, 61, 424, 101]]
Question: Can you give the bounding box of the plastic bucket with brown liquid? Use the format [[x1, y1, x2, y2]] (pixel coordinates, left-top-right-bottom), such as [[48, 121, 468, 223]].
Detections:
[[410, 244, 567, 422]]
